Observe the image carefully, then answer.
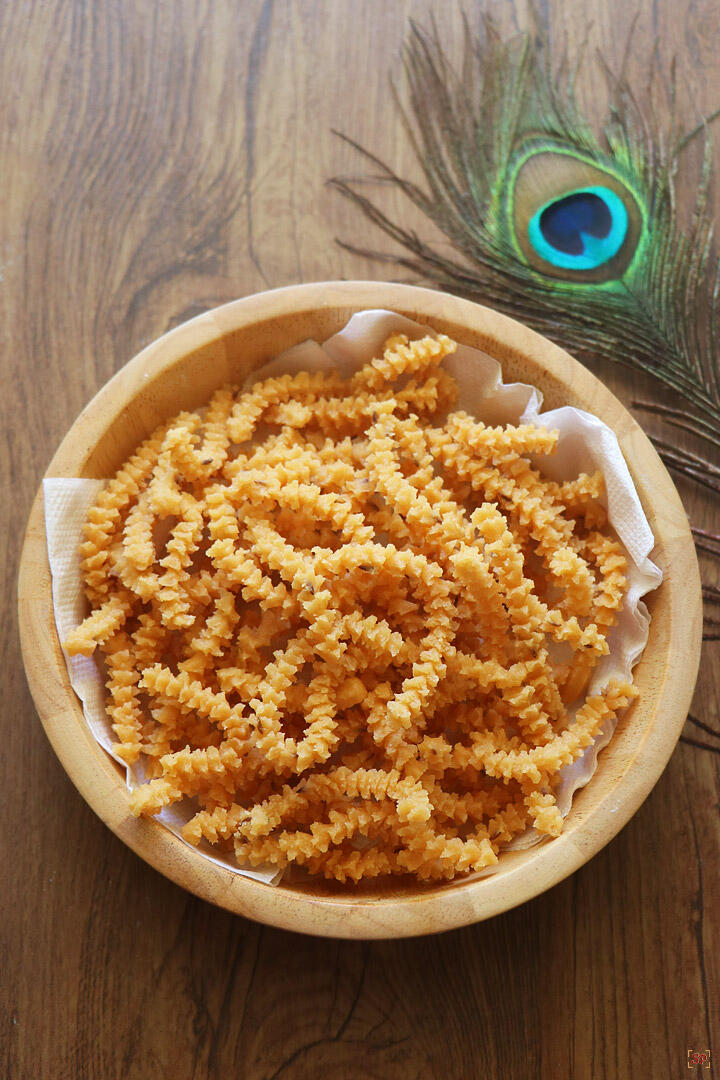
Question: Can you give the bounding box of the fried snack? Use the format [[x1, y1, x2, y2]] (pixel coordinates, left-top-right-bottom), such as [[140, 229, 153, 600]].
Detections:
[[64, 333, 637, 882]]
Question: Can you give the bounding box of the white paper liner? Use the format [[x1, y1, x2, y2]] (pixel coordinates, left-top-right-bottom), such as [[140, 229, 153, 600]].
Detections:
[[45, 308, 662, 881]]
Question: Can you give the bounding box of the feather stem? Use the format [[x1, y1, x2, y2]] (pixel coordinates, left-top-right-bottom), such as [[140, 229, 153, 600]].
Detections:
[[658, 455, 720, 497], [633, 400, 720, 444], [691, 533, 720, 564], [693, 541, 720, 563], [692, 524, 720, 546], [675, 104, 720, 154]]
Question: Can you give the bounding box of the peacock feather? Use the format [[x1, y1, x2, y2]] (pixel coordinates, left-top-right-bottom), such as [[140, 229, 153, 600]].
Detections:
[[330, 16, 720, 750], [330, 16, 720, 458]]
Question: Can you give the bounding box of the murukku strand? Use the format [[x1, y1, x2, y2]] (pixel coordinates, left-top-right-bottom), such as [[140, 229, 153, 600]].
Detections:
[[64, 590, 135, 656], [524, 790, 563, 837], [129, 740, 251, 815], [239, 839, 400, 882], [263, 376, 436, 427], [140, 664, 249, 738], [225, 452, 331, 509], [246, 632, 316, 769], [273, 373, 455, 436], [498, 671, 557, 742], [227, 370, 345, 444], [161, 412, 204, 480], [79, 424, 168, 602], [472, 679, 638, 785], [546, 471, 605, 514], [234, 800, 399, 869], [445, 652, 532, 694], [103, 632, 144, 765], [221, 428, 292, 480], [245, 766, 433, 832], [394, 818, 498, 879], [271, 480, 375, 544], [471, 502, 608, 655], [366, 408, 470, 554], [147, 416, 201, 516], [153, 498, 204, 629], [182, 803, 249, 846], [351, 333, 456, 391], [440, 412, 559, 461], [549, 472, 608, 530], [582, 532, 628, 629], [423, 780, 508, 826], [243, 517, 349, 664], [469, 502, 548, 648], [486, 802, 529, 847], [195, 386, 235, 475], [338, 611, 405, 663], [548, 547, 594, 617], [303, 766, 433, 824], [301, 847, 400, 883], [189, 588, 240, 657], [132, 612, 170, 669], [449, 547, 514, 662], [121, 493, 156, 575], [216, 669, 263, 702], [364, 415, 520, 663], [315, 543, 457, 759], [142, 700, 186, 769], [232, 609, 288, 671], [293, 669, 339, 771], [233, 785, 311, 841], [429, 425, 584, 589], [176, 570, 215, 609], [205, 490, 297, 614]]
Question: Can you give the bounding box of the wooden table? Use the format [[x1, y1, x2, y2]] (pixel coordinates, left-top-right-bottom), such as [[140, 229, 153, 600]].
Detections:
[[3, 2, 718, 1077]]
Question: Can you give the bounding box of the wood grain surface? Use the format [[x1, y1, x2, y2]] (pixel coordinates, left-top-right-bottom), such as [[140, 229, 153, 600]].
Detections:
[[2, 1, 718, 1078]]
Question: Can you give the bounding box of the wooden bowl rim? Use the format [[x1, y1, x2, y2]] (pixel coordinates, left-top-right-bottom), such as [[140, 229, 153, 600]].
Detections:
[[18, 281, 702, 939]]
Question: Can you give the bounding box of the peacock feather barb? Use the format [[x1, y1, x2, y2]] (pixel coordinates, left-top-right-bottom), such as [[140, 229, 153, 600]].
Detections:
[[330, 16, 720, 489]]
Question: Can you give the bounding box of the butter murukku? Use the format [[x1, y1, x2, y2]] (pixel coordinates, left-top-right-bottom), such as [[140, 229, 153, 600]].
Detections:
[[65, 330, 636, 883]]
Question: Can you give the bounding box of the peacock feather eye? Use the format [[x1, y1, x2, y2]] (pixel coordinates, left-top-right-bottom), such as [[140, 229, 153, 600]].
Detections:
[[509, 148, 644, 282], [528, 186, 628, 270]]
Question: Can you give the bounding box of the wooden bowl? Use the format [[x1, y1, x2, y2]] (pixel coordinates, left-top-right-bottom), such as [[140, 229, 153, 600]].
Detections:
[[18, 282, 702, 939]]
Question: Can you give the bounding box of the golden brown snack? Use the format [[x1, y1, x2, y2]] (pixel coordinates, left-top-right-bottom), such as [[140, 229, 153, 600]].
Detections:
[[64, 332, 636, 882]]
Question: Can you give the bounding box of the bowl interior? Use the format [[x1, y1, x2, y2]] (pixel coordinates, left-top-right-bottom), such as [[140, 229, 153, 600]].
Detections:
[[19, 282, 702, 937]]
